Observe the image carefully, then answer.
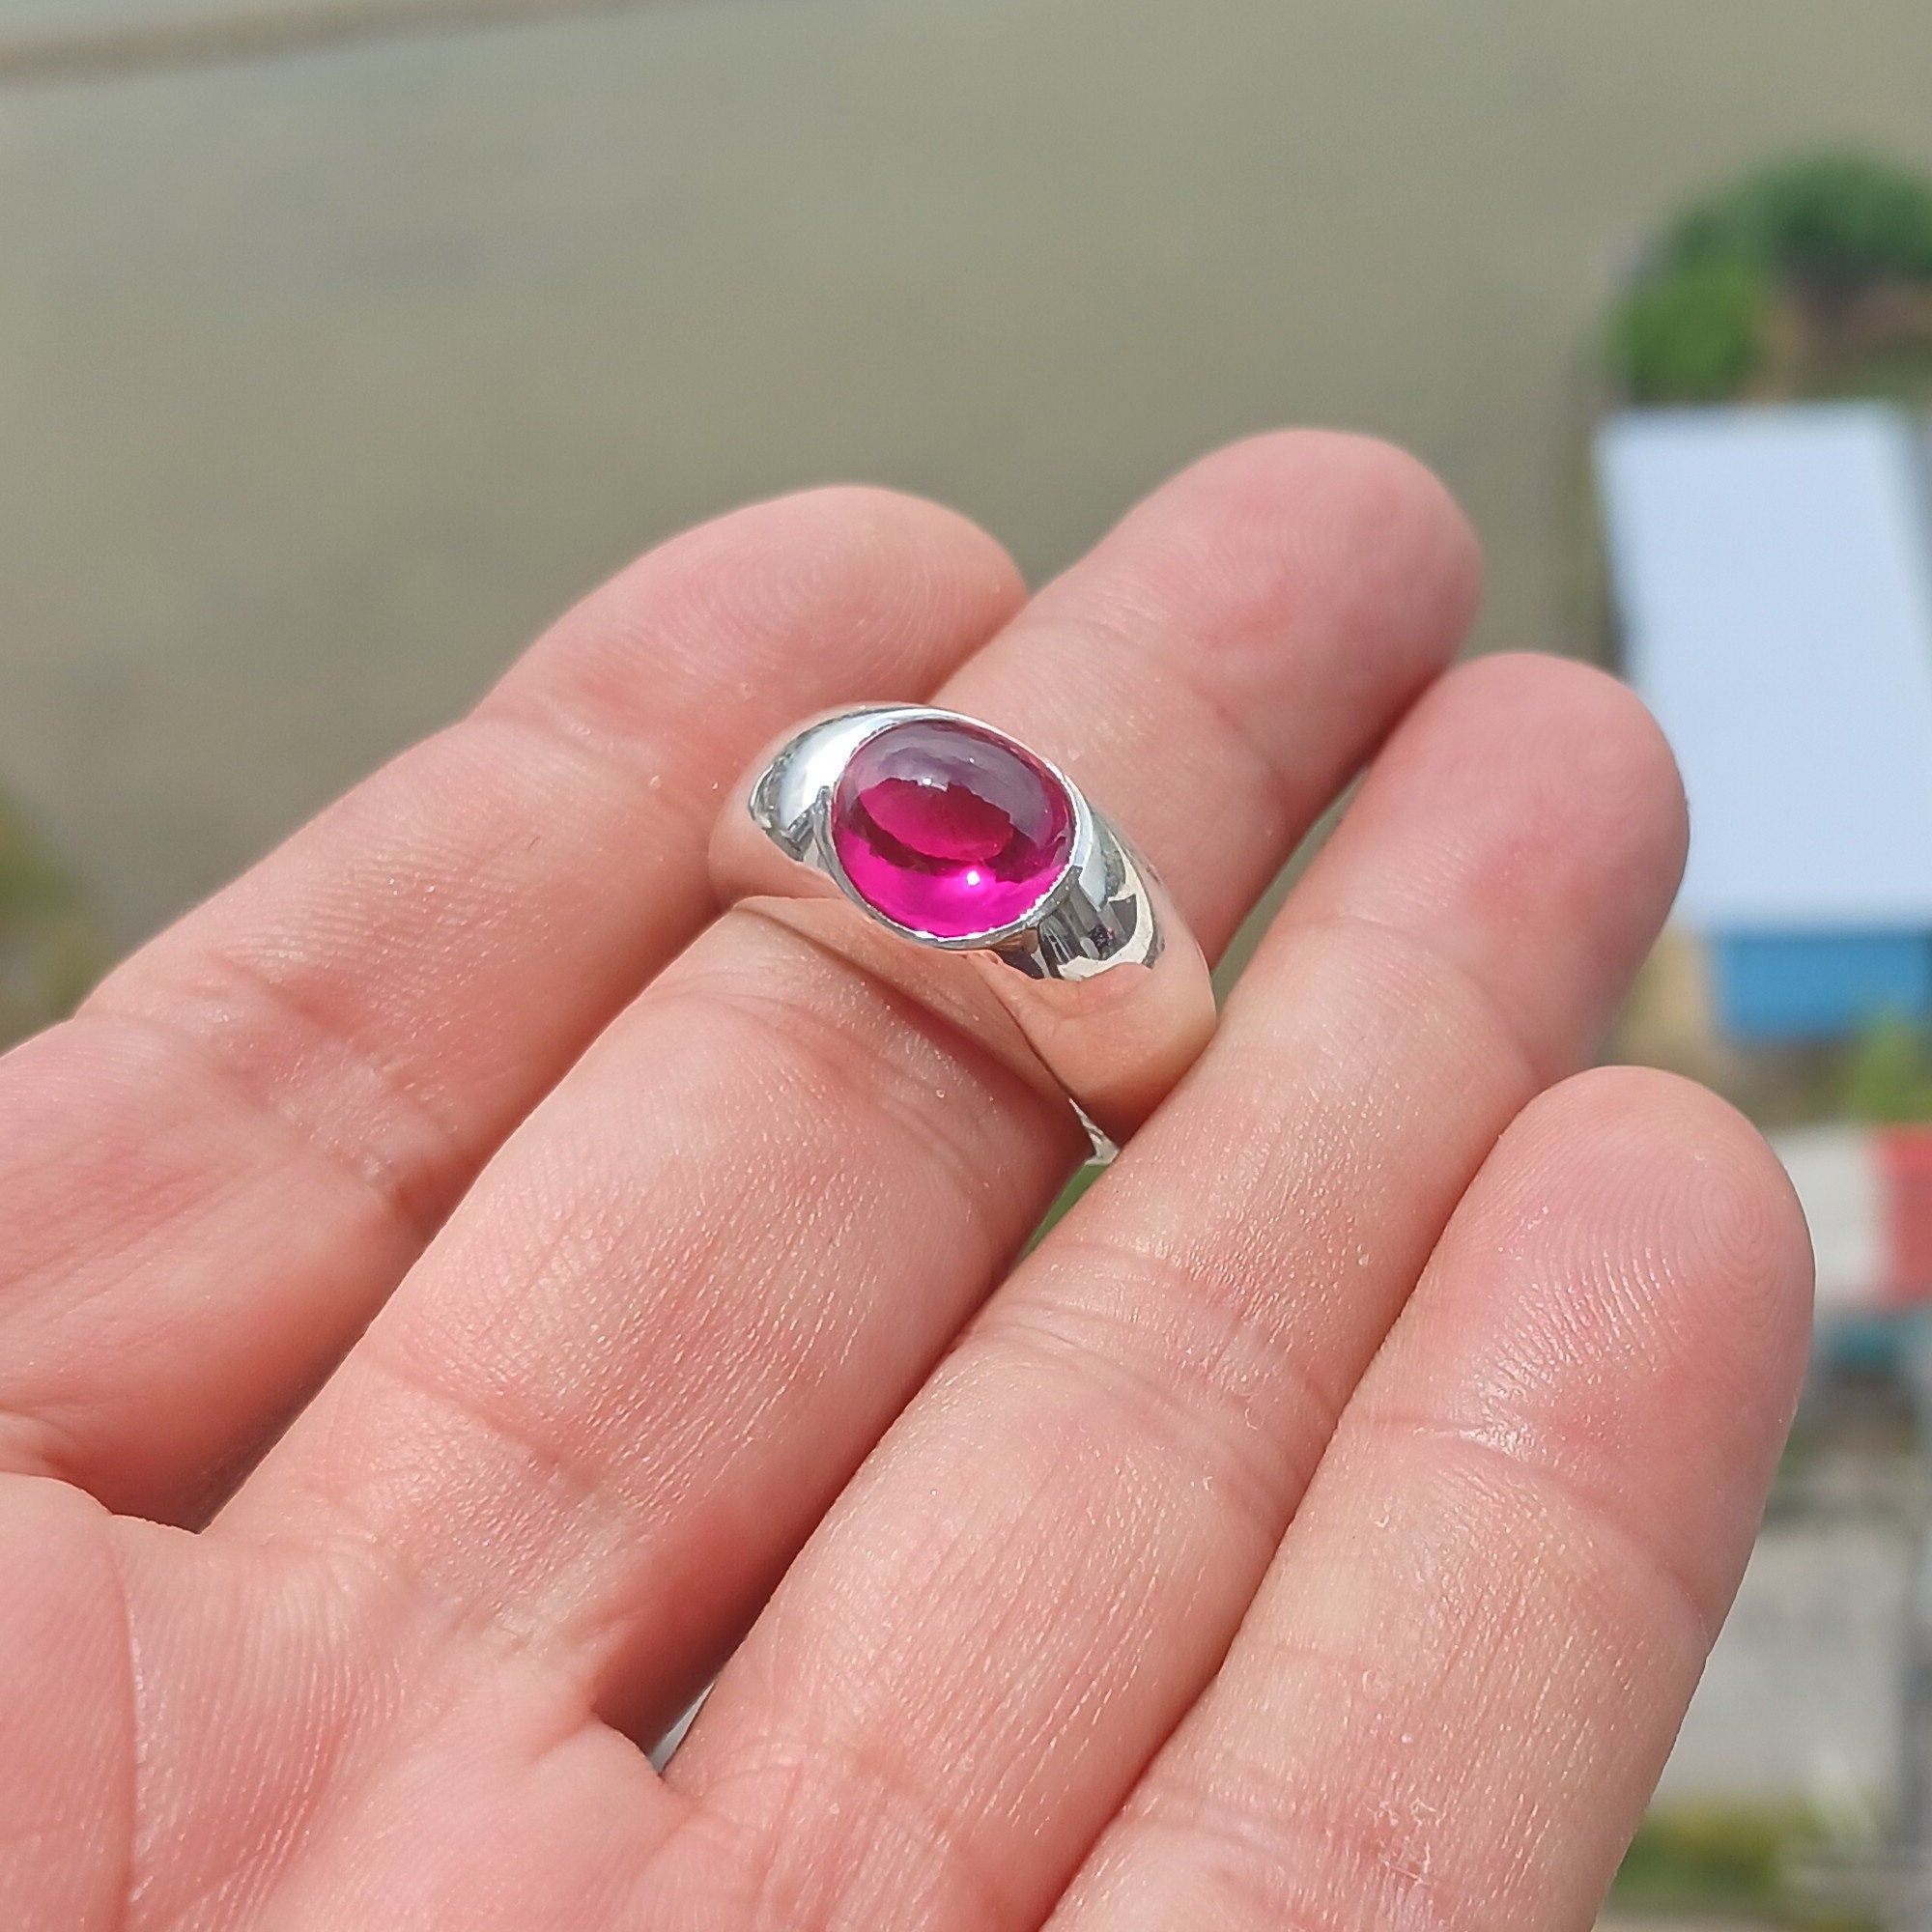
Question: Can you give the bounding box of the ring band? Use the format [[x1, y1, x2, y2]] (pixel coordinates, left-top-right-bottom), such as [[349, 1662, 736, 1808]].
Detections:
[[709, 704, 1216, 1151]]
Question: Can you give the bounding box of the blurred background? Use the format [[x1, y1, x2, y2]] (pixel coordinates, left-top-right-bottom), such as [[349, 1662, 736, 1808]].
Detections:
[[10, 2, 1932, 1925]]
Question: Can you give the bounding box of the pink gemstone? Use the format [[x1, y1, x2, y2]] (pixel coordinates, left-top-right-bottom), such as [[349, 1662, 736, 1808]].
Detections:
[[830, 718, 1075, 938]]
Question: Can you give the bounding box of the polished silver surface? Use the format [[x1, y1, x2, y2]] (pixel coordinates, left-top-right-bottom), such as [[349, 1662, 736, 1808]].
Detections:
[[711, 704, 1217, 1151]]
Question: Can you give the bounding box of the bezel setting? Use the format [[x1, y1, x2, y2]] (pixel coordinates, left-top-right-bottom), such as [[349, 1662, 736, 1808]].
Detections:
[[748, 705, 1162, 980], [714, 699, 1214, 1151]]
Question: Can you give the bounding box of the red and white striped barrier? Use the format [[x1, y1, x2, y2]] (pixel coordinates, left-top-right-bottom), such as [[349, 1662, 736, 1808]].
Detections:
[[1772, 1124, 1932, 1310]]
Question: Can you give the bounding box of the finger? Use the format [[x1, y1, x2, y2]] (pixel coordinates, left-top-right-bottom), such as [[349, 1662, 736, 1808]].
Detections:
[[941, 429, 1474, 952], [662, 655, 1687, 1932], [222, 432, 1480, 1747], [1052, 1067, 1810, 1932], [0, 489, 1021, 1519]]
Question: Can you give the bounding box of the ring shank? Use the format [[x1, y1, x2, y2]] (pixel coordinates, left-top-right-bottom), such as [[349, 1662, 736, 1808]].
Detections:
[[709, 708, 1217, 1148]]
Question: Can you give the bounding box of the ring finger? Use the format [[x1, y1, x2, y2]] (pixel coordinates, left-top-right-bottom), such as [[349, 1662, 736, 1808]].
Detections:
[[662, 653, 1689, 1931]]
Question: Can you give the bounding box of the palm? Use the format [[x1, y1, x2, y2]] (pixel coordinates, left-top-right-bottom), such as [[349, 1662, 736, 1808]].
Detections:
[[0, 438, 1807, 1932], [8, 1493, 651, 1926]]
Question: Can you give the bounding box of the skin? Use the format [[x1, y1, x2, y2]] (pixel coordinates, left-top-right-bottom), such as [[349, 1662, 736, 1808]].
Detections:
[[0, 433, 1811, 1932]]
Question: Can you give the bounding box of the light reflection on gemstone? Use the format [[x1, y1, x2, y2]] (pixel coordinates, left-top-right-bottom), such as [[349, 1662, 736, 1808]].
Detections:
[[829, 718, 1074, 937]]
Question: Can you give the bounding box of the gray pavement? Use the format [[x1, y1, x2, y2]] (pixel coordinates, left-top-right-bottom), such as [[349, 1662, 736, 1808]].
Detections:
[[0, 3, 660, 84], [0, 0, 631, 35], [5, 0, 1932, 948], [1661, 1514, 1909, 1807]]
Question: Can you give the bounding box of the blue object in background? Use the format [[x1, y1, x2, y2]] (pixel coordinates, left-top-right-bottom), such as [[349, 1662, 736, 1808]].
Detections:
[[1599, 404, 1932, 1047], [1599, 405, 1932, 938], [1713, 930, 1932, 1041]]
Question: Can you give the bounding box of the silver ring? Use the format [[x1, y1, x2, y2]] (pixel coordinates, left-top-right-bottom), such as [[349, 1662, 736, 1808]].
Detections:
[[709, 704, 1216, 1152]]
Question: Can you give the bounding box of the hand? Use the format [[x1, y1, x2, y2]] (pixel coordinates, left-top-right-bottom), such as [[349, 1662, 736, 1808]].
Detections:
[[0, 434, 1809, 1931]]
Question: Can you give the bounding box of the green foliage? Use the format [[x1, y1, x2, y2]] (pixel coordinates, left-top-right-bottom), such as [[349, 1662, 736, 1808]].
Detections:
[[1605, 151, 1932, 403], [1028, 1154, 1104, 1250], [1613, 1804, 1787, 1913], [1611, 1803, 1880, 1929], [1666, 152, 1932, 290], [1607, 254, 1768, 403], [1841, 1013, 1932, 1124], [0, 790, 97, 1048]]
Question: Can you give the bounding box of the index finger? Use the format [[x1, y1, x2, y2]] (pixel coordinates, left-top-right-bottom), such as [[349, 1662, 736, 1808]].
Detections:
[[0, 488, 1021, 1519]]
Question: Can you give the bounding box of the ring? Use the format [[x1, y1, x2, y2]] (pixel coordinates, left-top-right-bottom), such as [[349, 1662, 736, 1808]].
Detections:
[[709, 704, 1216, 1153]]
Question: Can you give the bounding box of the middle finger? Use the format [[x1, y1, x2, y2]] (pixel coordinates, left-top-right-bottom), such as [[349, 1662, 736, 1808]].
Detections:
[[221, 432, 1476, 1742]]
